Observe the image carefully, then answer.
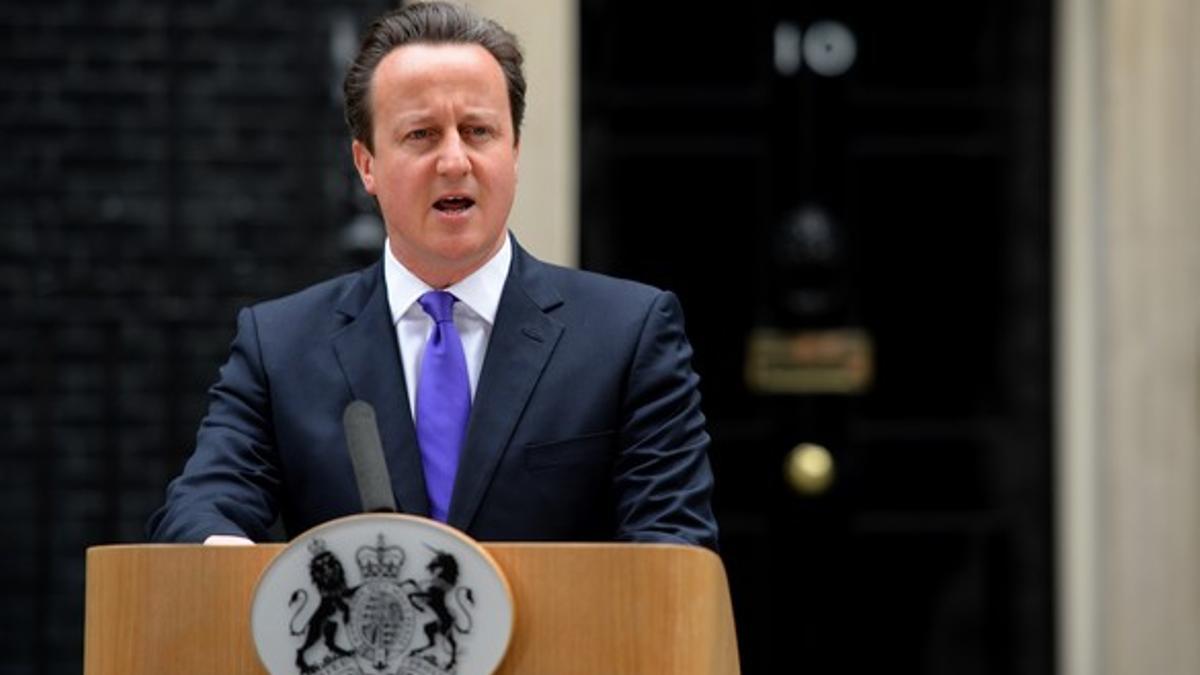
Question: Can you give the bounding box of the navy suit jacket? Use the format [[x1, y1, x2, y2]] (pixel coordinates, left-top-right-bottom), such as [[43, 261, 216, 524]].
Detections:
[[147, 240, 717, 549]]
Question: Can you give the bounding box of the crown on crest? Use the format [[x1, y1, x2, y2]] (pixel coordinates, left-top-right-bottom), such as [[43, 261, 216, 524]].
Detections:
[[356, 533, 405, 579]]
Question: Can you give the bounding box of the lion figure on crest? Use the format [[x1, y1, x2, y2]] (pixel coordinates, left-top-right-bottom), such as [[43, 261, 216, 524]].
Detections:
[[289, 543, 357, 673]]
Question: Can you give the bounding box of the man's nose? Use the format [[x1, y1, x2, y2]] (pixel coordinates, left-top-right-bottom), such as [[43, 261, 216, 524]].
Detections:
[[436, 132, 471, 177]]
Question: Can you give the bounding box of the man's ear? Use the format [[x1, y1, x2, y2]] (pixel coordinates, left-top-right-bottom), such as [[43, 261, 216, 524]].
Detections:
[[351, 139, 377, 195]]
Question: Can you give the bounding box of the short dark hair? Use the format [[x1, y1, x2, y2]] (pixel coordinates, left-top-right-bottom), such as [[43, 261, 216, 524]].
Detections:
[[343, 1, 526, 150]]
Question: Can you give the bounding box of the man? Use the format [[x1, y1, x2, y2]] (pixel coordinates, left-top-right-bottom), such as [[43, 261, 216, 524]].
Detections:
[[147, 1, 717, 550]]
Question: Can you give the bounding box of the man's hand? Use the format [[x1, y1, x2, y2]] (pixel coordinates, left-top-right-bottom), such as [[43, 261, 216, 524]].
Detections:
[[203, 535, 254, 546]]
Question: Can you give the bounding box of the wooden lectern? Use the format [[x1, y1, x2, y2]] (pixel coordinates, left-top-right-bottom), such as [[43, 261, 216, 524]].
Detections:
[[84, 543, 740, 674]]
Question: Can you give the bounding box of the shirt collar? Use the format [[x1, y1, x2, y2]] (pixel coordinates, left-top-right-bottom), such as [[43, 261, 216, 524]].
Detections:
[[383, 234, 512, 325]]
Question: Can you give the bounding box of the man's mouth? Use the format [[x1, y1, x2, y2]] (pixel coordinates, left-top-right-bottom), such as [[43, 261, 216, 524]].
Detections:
[[433, 196, 475, 213]]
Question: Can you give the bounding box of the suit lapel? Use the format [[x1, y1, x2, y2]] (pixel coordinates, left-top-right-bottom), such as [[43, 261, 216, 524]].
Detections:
[[331, 264, 431, 517], [447, 243, 564, 530]]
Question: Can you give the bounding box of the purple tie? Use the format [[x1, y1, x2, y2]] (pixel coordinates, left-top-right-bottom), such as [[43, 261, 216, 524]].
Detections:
[[415, 291, 471, 522]]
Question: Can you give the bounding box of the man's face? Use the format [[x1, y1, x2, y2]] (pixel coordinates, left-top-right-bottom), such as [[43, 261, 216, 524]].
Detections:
[[352, 43, 519, 288]]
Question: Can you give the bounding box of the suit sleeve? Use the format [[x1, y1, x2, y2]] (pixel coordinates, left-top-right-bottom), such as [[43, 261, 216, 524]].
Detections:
[[612, 291, 719, 550], [145, 307, 282, 542]]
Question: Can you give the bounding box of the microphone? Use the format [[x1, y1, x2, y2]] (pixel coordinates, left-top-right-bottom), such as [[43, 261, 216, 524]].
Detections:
[[342, 400, 397, 513]]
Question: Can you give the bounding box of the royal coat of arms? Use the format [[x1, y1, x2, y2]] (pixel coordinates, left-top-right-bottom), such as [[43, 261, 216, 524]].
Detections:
[[252, 515, 512, 675]]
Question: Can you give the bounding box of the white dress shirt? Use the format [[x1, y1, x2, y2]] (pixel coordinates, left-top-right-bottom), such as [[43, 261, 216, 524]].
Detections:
[[383, 235, 512, 417]]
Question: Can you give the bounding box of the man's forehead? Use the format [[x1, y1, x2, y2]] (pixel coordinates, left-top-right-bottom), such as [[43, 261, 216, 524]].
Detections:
[[369, 43, 510, 122], [373, 43, 506, 87], [393, 106, 503, 121]]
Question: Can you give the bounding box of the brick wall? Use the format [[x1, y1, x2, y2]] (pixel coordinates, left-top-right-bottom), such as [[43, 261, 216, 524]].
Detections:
[[0, 1, 391, 672]]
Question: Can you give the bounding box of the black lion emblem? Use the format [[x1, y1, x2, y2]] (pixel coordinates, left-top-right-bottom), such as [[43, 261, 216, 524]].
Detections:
[[289, 545, 358, 673]]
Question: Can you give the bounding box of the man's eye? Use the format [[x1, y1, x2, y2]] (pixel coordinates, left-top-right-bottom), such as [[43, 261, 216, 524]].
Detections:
[[407, 129, 432, 141], [465, 126, 492, 138]]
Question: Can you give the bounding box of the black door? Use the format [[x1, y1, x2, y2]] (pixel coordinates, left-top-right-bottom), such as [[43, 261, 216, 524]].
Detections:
[[580, 2, 1052, 673]]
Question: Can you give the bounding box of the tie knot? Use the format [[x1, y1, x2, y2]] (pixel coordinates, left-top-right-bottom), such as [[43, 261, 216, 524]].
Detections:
[[419, 290, 458, 323]]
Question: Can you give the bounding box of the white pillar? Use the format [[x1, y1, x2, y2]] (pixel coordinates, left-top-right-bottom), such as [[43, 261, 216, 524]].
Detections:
[[468, 0, 578, 267], [1058, 0, 1200, 672]]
